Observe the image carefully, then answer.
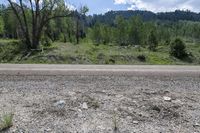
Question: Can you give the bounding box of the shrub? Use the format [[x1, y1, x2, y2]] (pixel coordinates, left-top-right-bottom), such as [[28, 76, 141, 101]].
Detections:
[[41, 36, 52, 47], [109, 58, 115, 64], [170, 38, 187, 59], [164, 39, 171, 45], [0, 113, 13, 131], [137, 55, 146, 62], [0, 41, 23, 62]]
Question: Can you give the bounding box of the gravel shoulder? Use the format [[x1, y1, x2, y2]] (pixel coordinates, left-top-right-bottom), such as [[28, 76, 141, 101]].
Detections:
[[0, 66, 200, 132]]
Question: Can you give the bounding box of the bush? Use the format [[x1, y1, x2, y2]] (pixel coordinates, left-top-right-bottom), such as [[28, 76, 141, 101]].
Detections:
[[164, 39, 171, 45], [41, 36, 52, 47], [170, 38, 187, 59], [0, 113, 13, 131], [137, 55, 146, 62], [0, 41, 23, 62]]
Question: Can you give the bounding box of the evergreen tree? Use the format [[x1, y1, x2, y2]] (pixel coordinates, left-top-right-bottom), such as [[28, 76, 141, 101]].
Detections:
[[127, 16, 143, 46], [0, 15, 4, 37], [170, 38, 187, 59], [114, 16, 127, 45], [148, 30, 158, 51]]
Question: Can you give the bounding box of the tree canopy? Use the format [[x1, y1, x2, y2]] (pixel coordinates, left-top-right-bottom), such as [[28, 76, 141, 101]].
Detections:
[[7, 0, 73, 50]]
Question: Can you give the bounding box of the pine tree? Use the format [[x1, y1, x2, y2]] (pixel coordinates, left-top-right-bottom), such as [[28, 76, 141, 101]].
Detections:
[[148, 30, 158, 51]]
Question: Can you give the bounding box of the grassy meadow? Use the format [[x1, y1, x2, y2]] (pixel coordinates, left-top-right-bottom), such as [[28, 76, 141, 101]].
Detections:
[[0, 39, 199, 65]]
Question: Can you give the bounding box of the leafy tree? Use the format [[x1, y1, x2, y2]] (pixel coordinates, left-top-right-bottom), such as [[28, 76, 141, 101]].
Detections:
[[2, 8, 19, 38], [0, 15, 4, 36], [148, 30, 158, 51], [100, 24, 111, 44], [75, 5, 89, 44], [80, 6, 89, 15], [7, 0, 72, 50], [65, 18, 76, 43], [114, 15, 127, 45], [89, 23, 112, 45], [90, 22, 102, 45]]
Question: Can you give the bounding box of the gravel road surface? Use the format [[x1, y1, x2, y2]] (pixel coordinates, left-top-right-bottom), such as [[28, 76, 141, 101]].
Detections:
[[0, 65, 200, 133]]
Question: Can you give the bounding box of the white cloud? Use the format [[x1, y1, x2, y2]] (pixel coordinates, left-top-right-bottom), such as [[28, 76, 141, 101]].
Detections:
[[106, 8, 111, 12], [114, 0, 200, 12], [114, 0, 129, 4]]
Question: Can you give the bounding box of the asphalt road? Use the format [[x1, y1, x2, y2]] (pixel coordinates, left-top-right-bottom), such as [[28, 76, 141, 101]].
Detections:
[[0, 64, 199, 76]]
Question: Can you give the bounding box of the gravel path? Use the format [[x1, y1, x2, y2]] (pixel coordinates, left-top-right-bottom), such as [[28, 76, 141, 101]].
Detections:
[[0, 65, 200, 132]]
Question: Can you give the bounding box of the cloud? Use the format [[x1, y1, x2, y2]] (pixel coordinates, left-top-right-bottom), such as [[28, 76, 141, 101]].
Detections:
[[114, 0, 200, 12], [114, 0, 129, 4]]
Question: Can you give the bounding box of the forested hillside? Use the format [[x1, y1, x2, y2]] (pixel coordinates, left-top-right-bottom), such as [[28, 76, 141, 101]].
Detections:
[[90, 10, 200, 25], [0, 1, 200, 64]]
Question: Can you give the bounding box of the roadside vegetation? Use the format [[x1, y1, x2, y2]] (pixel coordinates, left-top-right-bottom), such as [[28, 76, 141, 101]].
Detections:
[[0, 39, 199, 65], [0, 113, 13, 131], [0, 1, 200, 64]]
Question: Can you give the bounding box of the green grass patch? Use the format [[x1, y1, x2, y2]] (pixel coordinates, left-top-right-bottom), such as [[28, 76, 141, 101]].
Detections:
[[0, 39, 200, 65], [0, 113, 14, 131]]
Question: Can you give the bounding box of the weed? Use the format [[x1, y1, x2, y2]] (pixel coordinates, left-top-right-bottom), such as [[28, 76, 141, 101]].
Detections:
[[112, 111, 118, 132], [90, 101, 100, 109], [0, 113, 14, 131]]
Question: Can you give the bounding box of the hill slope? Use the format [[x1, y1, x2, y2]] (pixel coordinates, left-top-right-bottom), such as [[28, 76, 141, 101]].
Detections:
[[89, 10, 200, 25]]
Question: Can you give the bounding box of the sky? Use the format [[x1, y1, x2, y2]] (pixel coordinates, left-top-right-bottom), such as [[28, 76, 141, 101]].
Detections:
[[1, 0, 200, 15], [67, 0, 200, 14]]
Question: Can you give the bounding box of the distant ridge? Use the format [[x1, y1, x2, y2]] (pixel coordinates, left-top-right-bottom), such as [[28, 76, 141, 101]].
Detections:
[[89, 10, 200, 25]]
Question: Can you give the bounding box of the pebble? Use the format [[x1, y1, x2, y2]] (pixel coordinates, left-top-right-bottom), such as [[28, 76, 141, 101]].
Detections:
[[68, 91, 76, 96], [82, 102, 88, 109], [163, 96, 172, 102], [132, 120, 139, 124], [172, 99, 183, 105], [54, 100, 65, 109], [193, 123, 200, 127], [44, 128, 52, 132]]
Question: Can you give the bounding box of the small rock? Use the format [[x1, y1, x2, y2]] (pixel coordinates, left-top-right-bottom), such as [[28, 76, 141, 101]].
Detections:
[[172, 99, 183, 105], [68, 91, 76, 96], [44, 128, 51, 132], [12, 129, 17, 133], [97, 125, 106, 130], [114, 108, 118, 111], [82, 102, 88, 109], [132, 120, 139, 124], [127, 116, 132, 120], [77, 109, 83, 117], [54, 100, 65, 109], [193, 123, 200, 127], [163, 96, 172, 102]]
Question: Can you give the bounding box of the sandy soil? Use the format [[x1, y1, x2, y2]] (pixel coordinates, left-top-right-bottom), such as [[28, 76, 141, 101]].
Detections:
[[0, 75, 200, 133]]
